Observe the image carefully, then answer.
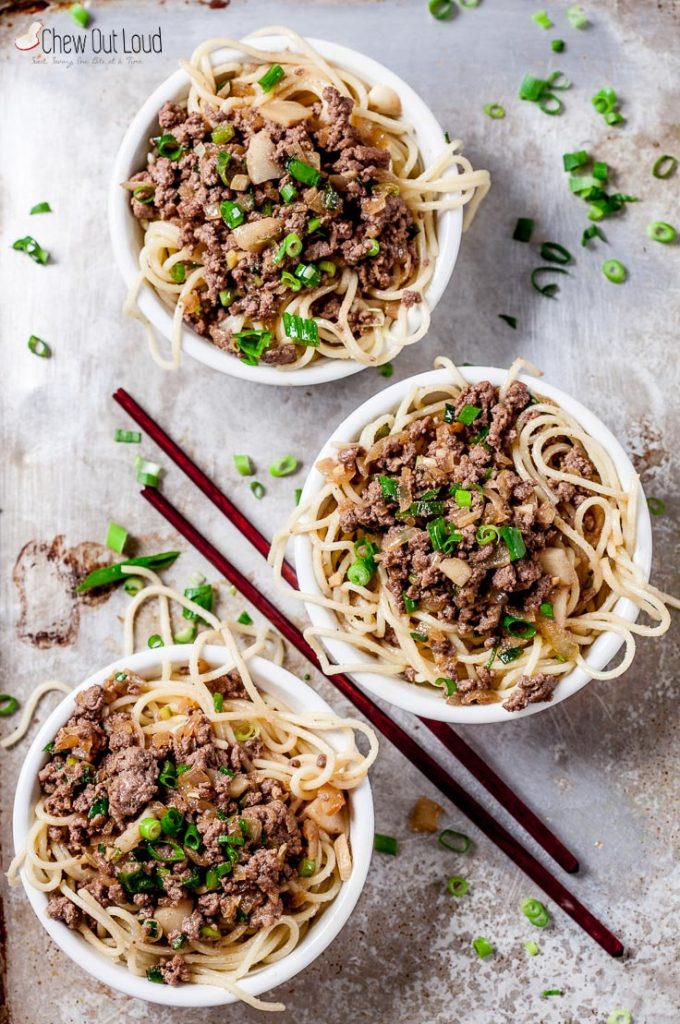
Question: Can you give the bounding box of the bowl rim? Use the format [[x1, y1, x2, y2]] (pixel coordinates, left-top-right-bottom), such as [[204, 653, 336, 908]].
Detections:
[[12, 644, 374, 1007], [107, 31, 463, 387], [293, 365, 653, 723]]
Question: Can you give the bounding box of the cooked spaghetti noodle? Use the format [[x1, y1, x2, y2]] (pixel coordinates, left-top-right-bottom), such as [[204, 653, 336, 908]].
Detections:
[[270, 358, 678, 712], [124, 26, 489, 371], [11, 570, 377, 1010]]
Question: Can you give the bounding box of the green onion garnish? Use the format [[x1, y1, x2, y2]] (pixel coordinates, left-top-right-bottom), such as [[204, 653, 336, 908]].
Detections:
[[43, 741, 55, 752], [233, 454, 254, 476], [438, 828, 471, 853], [647, 496, 665, 516], [453, 487, 473, 508], [220, 200, 245, 228], [237, 611, 253, 626], [435, 677, 457, 697], [170, 262, 186, 283], [139, 817, 162, 841], [173, 624, 197, 644], [218, 288, 234, 308], [547, 70, 571, 91], [233, 328, 273, 365], [551, 39, 565, 52], [498, 314, 517, 329], [498, 646, 523, 664], [182, 583, 213, 623], [294, 488, 302, 505], [602, 258, 627, 284], [184, 823, 201, 851], [258, 64, 285, 93], [476, 524, 499, 546], [374, 833, 398, 855], [69, 3, 90, 28], [483, 103, 505, 119], [160, 807, 183, 833], [298, 857, 316, 877], [27, 335, 51, 358], [428, 518, 462, 553], [525, 940, 540, 956], [531, 266, 568, 297], [652, 154, 677, 180], [347, 558, 374, 587], [607, 1011, 632, 1024], [0, 695, 19, 717], [646, 221, 676, 244], [531, 10, 553, 29], [472, 937, 494, 959], [269, 455, 299, 477], [446, 876, 469, 897], [133, 184, 155, 205], [211, 123, 234, 145], [428, 0, 454, 18], [539, 93, 564, 115], [457, 403, 482, 425], [379, 476, 399, 501], [148, 634, 164, 649], [540, 602, 554, 618], [280, 271, 301, 292], [294, 262, 321, 288], [251, 481, 266, 499], [513, 217, 534, 242], [519, 74, 548, 102], [540, 241, 572, 265], [566, 3, 588, 27], [30, 202, 52, 215], [581, 225, 606, 247], [593, 160, 609, 181], [542, 989, 563, 998], [115, 429, 141, 443], [216, 150, 232, 186], [592, 88, 623, 120], [498, 526, 526, 561], [379, 362, 394, 378], [287, 158, 322, 188], [76, 551, 179, 593], [521, 897, 551, 928], [502, 614, 537, 639], [12, 236, 49, 265], [282, 311, 319, 346], [135, 456, 162, 487], [280, 182, 298, 204], [146, 966, 165, 985], [273, 232, 303, 265], [88, 796, 108, 819], [147, 839, 185, 862], [307, 216, 322, 234], [106, 521, 128, 555], [366, 238, 380, 257], [403, 593, 417, 613], [155, 133, 183, 160], [562, 150, 589, 171]]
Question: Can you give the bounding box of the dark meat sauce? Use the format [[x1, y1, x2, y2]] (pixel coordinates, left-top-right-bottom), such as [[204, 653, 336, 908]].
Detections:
[[41, 671, 307, 985], [129, 85, 420, 364], [332, 381, 600, 712]]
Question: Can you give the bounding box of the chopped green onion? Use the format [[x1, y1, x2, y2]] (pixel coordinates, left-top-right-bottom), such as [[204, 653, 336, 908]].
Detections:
[[502, 614, 537, 639], [294, 488, 302, 505], [294, 262, 321, 288], [27, 335, 51, 358], [581, 225, 606, 247], [258, 64, 285, 93], [233, 454, 254, 476], [170, 261, 186, 284], [220, 200, 245, 228], [566, 3, 588, 27], [0, 695, 19, 717], [12, 236, 49, 265], [307, 216, 322, 234], [540, 241, 572, 265], [569, 175, 599, 193], [542, 989, 563, 998], [287, 158, 322, 187], [366, 238, 380, 257], [602, 258, 627, 284], [321, 183, 340, 210], [519, 75, 547, 102], [498, 646, 523, 664], [458, 0, 480, 5], [374, 833, 398, 855], [139, 817, 162, 841], [76, 551, 179, 593], [135, 456, 162, 487], [428, 518, 462, 553], [106, 521, 128, 555], [403, 593, 417, 614], [547, 70, 571, 91], [280, 271, 301, 292], [273, 232, 303, 266], [472, 937, 494, 959], [476, 524, 499, 546], [551, 39, 565, 52], [379, 476, 399, 501], [531, 266, 568, 297], [652, 154, 677, 180], [211, 123, 234, 144], [593, 160, 609, 181], [562, 150, 589, 171], [647, 496, 665, 516], [182, 583, 213, 623], [155, 134, 183, 160], [233, 721, 260, 743], [525, 940, 540, 956], [133, 184, 155, 204], [540, 602, 554, 618], [146, 839, 185, 863], [379, 362, 394, 378], [513, 217, 534, 242], [146, 966, 165, 984], [592, 88, 619, 115], [218, 288, 234, 308], [173, 624, 197, 644], [299, 858, 316, 877], [30, 202, 52, 214], [216, 150, 232, 186], [607, 1012, 632, 1024], [428, 0, 454, 18], [453, 487, 473, 508], [148, 634, 164, 649], [269, 455, 299, 477], [438, 828, 471, 853], [282, 311, 319, 346], [538, 93, 564, 115], [483, 103, 505, 119], [88, 797, 108, 819], [114, 428, 141, 444], [646, 221, 676, 244], [531, 10, 553, 28], [498, 314, 517, 329], [160, 807, 184, 834], [457, 403, 482, 425], [233, 328, 273, 365], [280, 182, 298, 204], [251, 481, 266, 500], [521, 896, 551, 927], [184, 823, 201, 851], [237, 611, 253, 626], [498, 526, 526, 561], [69, 3, 90, 28], [447, 876, 469, 897], [435, 677, 458, 697], [347, 558, 375, 587], [43, 740, 55, 753]]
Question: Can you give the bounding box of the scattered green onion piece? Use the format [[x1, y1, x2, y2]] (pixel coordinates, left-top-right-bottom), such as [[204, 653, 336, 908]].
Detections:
[[280, 270, 302, 292], [569, 175, 598, 193], [215, 150, 232, 186], [540, 241, 572, 265], [525, 940, 540, 956], [12, 236, 49, 265], [319, 260, 336, 277], [521, 897, 551, 927], [458, 0, 480, 5], [160, 807, 184, 835], [88, 797, 108, 819], [438, 828, 471, 853], [27, 335, 51, 358], [472, 937, 494, 959], [287, 158, 322, 187], [428, 0, 454, 18], [280, 182, 298, 204], [646, 496, 665, 516], [551, 39, 565, 52], [607, 1011, 632, 1024], [321, 183, 340, 210], [540, 602, 554, 618], [562, 150, 589, 171], [251, 481, 266, 499], [233, 328, 273, 365], [173, 624, 197, 644], [133, 184, 155, 205], [581, 225, 606, 247], [43, 740, 55, 753], [258, 64, 285, 93], [652, 154, 677, 180], [435, 677, 458, 697], [106, 521, 128, 555], [374, 833, 398, 855], [566, 3, 588, 27], [379, 362, 394, 378], [307, 216, 322, 234], [476, 524, 499, 546], [513, 217, 534, 242], [170, 262, 186, 283], [294, 488, 302, 505], [447, 876, 469, 897], [216, 289, 233, 309], [542, 989, 563, 998], [605, 110, 625, 126], [453, 487, 473, 508], [593, 160, 609, 181], [182, 583, 213, 623], [269, 454, 299, 477], [294, 261, 322, 288], [531, 10, 553, 29], [498, 314, 517, 329], [148, 634, 164, 649], [220, 200, 245, 228], [602, 258, 626, 284], [114, 672, 128, 682], [139, 817, 162, 841], [379, 476, 399, 501], [547, 70, 571, 91], [483, 103, 505, 119], [233, 721, 260, 743], [403, 593, 417, 614], [273, 232, 303, 266], [366, 238, 380, 257], [646, 221, 676, 244], [155, 134, 183, 160], [538, 92, 564, 115], [184, 823, 201, 852], [30, 201, 52, 215], [69, 3, 90, 28], [135, 456, 162, 487], [233, 454, 254, 476], [502, 614, 537, 639], [457, 403, 482, 425], [282, 311, 319, 346], [498, 526, 526, 561], [592, 88, 617, 114], [499, 646, 523, 664], [298, 858, 316, 877], [211, 123, 234, 144], [0, 695, 19, 717], [146, 966, 165, 984], [347, 559, 374, 587], [519, 75, 547, 102], [531, 266, 568, 297], [237, 611, 253, 626], [114, 429, 141, 444]]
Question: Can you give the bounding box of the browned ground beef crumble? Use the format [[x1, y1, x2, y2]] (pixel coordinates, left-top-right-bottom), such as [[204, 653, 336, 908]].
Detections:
[[42, 671, 307, 985], [129, 85, 420, 363], [331, 381, 600, 712]]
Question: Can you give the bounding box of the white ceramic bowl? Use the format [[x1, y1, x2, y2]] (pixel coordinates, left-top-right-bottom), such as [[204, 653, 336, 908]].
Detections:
[[13, 645, 374, 1007], [294, 367, 653, 723], [108, 33, 462, 387]]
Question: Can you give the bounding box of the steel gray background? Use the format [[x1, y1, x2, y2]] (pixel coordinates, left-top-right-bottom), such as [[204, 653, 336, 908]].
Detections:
[[1, 1, 679, 1022]]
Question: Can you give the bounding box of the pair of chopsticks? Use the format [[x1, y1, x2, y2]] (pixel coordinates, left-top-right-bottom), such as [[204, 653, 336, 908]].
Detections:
[[113, 387, 623, 957]]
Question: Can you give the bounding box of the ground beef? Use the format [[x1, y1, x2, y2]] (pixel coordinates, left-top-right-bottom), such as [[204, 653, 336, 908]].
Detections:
[[47, 895, 81, 930], [502, 673, 558, 712], [160, 955, 191, 986], [103, 746, 158, 821]]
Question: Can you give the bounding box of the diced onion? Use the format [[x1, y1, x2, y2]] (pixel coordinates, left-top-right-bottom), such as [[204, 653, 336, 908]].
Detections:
[[334, 832, 352, 881], [408, 795, 443, 833], [439, 557, 473, 587]]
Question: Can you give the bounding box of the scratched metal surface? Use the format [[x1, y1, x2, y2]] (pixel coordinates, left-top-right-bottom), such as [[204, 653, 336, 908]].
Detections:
[[1, 0, 679, 1021]]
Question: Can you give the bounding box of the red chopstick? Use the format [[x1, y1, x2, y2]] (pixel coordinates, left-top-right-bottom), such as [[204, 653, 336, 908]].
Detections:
[[113, 387, 578, 873], [140, 485, 622, 957]]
